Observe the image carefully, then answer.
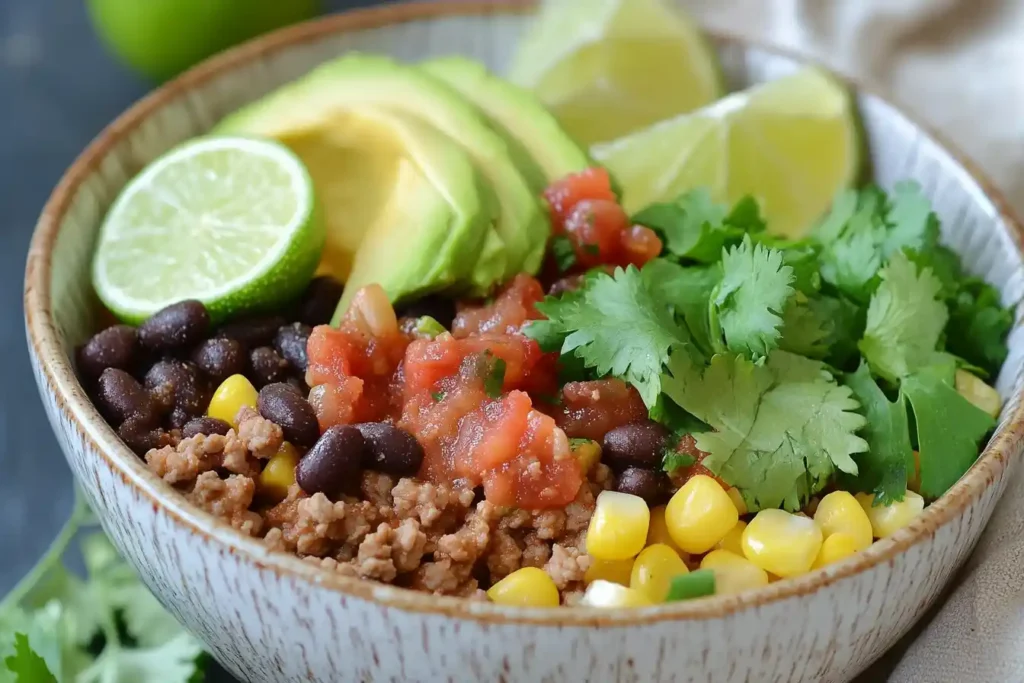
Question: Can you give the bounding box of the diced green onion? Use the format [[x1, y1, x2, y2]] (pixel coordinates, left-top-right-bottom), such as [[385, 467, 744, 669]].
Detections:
[[415, 316, 446, 338], [666, 569, 715, 601]]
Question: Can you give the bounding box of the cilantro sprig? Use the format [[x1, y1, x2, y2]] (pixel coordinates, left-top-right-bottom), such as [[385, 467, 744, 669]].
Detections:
[[0, 493, 207, 682]]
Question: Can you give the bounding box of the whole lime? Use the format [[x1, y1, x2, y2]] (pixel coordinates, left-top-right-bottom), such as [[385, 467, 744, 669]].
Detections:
[[86, 0, 320, 82]]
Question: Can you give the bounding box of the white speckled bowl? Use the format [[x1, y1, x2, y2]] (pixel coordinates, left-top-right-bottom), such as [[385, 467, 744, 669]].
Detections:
[[24, 2, 1024, 681]]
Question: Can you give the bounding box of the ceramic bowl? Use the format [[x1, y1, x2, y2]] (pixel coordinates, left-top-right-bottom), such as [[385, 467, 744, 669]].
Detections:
[[24, 2, 1024, 681]]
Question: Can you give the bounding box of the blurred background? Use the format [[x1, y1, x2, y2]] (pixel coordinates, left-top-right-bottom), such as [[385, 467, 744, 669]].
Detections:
[[0, 0, 376, 628]]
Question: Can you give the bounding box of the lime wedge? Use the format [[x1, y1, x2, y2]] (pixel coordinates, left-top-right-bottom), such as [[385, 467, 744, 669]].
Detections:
[[591, 67, 861, 238], [92, 136, 323, 323], [509, 0, 724, 146]]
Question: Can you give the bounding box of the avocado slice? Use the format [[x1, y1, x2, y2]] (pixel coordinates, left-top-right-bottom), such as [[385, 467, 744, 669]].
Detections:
[[217, 99, 493, 314], [222, 53, 545, 290], [422, 56, 591, 188]]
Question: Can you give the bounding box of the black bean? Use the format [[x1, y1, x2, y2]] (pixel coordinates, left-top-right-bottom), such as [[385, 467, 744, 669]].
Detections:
[[355, 422, 424, 476], [138, 300, 210, 353], [284, 376, 310, 397], [216, 315, 285, 348], [77, 325, 138, 379], [96, 368, 156, 426], [249, 346, 290, 387], [602, 422, 669, 471], [118, 415, 168, 456], [192, 337, 246, 382], [395, 295, 457, 330], [615, 467, 665, 505], [274, 322, 311, 373], [181, 416, 232, 439], [144, 360, 207, 419], [258, 383, 319, 448], [296, 425, 366, 496], [297, 276, 344, 326]]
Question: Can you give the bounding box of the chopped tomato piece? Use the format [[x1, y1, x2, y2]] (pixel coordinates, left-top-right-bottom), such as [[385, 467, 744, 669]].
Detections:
[[556, 379, 648, 441], [308, 377, 364, 431], [306, 325, 354, 386], [543, 167, 616, 229], [454, 390, 533, 475], [564, 199, 630, 268], [452, 274, 545, 338], [619, 225, 663, 267]]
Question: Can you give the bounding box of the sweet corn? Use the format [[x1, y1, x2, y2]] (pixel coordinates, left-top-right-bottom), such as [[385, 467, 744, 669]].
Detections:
[[715, 520, 747, 556], [586, 491, 650, 560], [585, 558, 634, 586], [726, 487, 747, 515], [258, 442, 299, 501], [955, 369, 1002, 418], [700, 550, 769, 595], [571, 439, 602, 473], [630, 544, 688, 603], [646, 505, 685, 557], [813, 491, 873, 551], [487, 567, 560, 608], [856, 491, 925, 538], [580, 580, 653, 608], [207, 374, 258, 427], [664, 475, 738, 554], [811, 532, 860, 569], [741, 509, 823, 578]]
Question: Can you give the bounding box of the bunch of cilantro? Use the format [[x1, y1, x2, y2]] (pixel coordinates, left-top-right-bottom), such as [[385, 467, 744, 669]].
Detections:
[[1, 493, 209, 683], [526, 183, 1011, 511]]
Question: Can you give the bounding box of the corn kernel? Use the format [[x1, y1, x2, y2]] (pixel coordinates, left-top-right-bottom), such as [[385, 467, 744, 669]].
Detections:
[[487, 567, 560, 608], [811, 532, 860, 569], [856, 491, 925, 538], [586, 491, 650, 560], [571, 439, 602, 473], [258, 442, 299, 501], [646, 505, 685, 557], [715, 520, 747, 556], [813, 491, 873, 551], [207, 374, 258, 427], [700, 550, 769, 595], [665, 475, 738, 554], [580, 580, 652, 608], [630, 544, 688, 603], [741, 509, 823, 578], [726, 487, 747, 515], [955, 369, 1002, 418], [585, 558, 634, 586]]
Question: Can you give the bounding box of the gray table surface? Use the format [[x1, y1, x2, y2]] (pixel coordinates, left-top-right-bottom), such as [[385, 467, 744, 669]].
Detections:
[[1, 1, 923, 679]]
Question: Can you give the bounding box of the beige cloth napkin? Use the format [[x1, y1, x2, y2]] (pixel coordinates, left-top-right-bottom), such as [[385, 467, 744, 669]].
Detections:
[[682, 0, 1024, 680]]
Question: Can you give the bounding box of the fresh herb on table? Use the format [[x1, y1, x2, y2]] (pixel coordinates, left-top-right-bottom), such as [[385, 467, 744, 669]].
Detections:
[[0, 493, 207, 683], [525, 182, 1010, 512]]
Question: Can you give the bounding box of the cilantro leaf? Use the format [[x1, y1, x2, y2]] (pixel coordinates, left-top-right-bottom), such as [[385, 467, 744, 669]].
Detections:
[[482, 356, 506, 398], [414, 316, 446, 339], [663, 452, 696, 472], [526, 266, 693, 407], [711, 237, 795, 359], [858, 252, 950, 383], [661, 352, 867, 511], [4, 634, 56, 682], [818, 228, 881, 302], [641, 258, 720, 357], [903, 365, 996, 498], [778, 296, 830, 359], [633, 190, 746, 263], [550, 235, 577, 273], [946, 278, 1012, 378], [881, 181, 939, 258], [842, 363, 914, 504], [77, 634, 204, 683]]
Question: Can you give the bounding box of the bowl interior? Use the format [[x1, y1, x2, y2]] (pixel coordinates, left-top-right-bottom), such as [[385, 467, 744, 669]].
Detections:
[[31, 5, 1024, 615]]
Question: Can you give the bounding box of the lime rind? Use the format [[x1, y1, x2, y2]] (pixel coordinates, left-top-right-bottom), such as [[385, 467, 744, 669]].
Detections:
[[92, 135, 322, 324]]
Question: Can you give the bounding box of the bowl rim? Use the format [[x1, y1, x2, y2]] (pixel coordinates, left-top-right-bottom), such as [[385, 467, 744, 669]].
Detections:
[[23, 0, 1024, 627]]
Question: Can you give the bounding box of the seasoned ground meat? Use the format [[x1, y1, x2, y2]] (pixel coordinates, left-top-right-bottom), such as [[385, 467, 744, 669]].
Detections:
[[146, 431, 256, 483], [360, 470, 397, 509], [285, 493, 378, 557], [235, 406, 283, 459], [391, 478, 475, 530], [545, 544, 591, 592], [190, 472, 262, 535]]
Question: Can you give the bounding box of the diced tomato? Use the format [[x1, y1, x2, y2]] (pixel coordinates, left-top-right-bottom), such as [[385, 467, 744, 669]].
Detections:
[[306, 325, 355, 386], [619, 225, 663, 268], [454, 391, 533, 475], [556, 379, 649, 441], [543, 167, 616, 229], [452, 274, 545, 338], [564, 199, 630, 268], [308, 377, 364, 431]]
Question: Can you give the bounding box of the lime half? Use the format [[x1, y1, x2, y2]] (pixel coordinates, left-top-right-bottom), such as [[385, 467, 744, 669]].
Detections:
[[92, 136, 322, 323], [509, 0, 724, 146], [591, 67, 861, 238]]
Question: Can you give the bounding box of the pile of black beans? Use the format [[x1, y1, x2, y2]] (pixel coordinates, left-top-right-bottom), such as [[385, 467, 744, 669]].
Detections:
[[76, 276, 343, 455], [602, 422, 675, 505]]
